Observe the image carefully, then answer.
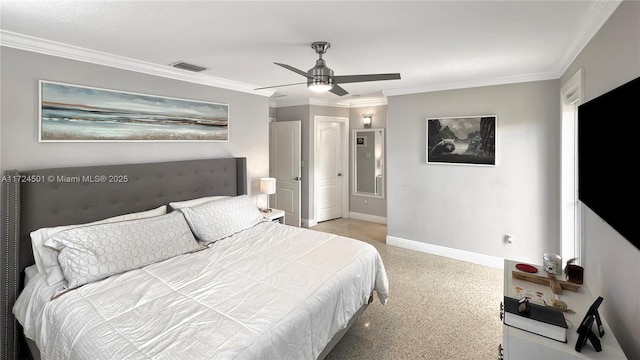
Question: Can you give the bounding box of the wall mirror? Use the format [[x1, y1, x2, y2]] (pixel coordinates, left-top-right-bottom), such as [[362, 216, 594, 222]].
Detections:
[[353, 128, 384, 198]]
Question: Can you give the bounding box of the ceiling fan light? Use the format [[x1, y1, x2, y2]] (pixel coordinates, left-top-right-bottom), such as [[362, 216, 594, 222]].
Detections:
[[308, 83, 333, 92]]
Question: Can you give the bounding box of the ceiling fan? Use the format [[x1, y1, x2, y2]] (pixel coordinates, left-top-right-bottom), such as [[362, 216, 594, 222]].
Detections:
[[255, 41, 401, 96]]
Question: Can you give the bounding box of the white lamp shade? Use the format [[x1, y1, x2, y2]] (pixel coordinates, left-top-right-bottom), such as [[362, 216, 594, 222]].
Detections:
[[260, 178, 276, 195], [363, 115, 372, 128]]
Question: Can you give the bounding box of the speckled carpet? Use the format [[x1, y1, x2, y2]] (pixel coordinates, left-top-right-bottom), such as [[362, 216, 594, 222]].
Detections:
[[313, 218, 503, 360]]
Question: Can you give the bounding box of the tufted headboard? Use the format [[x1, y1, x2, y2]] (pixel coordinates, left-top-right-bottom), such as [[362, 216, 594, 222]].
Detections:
[[1, 157, 247, 360]]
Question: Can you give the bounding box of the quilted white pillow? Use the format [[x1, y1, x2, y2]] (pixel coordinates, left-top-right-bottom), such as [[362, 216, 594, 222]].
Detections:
[[44, 211, 201, 292], [30, 205, 167, 285], [168, 195, 230, 210], [180, 195, 263, 243]]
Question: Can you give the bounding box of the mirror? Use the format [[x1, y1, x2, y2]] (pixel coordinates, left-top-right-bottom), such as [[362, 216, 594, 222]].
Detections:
[[353, 128, 384, 198]]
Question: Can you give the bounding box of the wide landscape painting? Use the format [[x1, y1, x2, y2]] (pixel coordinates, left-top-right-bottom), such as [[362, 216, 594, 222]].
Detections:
[[39, 81, 229, 142]]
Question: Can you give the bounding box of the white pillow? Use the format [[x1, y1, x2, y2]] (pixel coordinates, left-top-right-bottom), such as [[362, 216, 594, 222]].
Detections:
[[45, 212, 201, 293], [168, 195, 230, 210], [180, 195, 263, 243], [30, 205, 166, 285]]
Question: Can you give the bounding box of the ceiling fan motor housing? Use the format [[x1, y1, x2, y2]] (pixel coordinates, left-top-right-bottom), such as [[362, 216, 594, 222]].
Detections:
[[308, 59, 334, 87], [307, 41, 333, 87]]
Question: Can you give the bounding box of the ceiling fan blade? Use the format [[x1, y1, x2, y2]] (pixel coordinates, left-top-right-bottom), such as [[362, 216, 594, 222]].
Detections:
[[333, 73, 401, 84], [329, 84, 349, 96], [254, 82, 308, 91], [274, 62, 315, 80]]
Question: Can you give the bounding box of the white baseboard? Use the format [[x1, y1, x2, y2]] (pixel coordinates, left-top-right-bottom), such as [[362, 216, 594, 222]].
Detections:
[[386, 236, 504, 269], [302, 218, 316, 228], [349, 212, 387, 224]]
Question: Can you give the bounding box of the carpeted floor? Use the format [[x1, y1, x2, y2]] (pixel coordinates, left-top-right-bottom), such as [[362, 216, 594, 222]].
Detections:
[[312, 218, 504, 360]]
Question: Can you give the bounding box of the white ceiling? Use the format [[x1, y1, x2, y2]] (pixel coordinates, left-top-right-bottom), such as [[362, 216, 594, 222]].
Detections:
[[0, 1, 621, 107]]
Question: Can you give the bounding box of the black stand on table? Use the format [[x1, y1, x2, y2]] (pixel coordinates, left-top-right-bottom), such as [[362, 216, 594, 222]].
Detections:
[[575, 296, 605, 353]]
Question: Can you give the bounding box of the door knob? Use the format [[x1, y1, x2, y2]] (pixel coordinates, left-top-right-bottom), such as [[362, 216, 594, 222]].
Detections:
[[337, 173, 342, 176], [292, 176, 301, 181]]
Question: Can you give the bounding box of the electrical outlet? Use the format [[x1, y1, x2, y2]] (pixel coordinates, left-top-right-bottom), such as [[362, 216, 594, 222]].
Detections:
[[505, 234, 513, 244]]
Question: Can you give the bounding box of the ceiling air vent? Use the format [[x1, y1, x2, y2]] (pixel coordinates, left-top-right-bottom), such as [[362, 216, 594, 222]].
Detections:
[[170, 61, 207, 72]]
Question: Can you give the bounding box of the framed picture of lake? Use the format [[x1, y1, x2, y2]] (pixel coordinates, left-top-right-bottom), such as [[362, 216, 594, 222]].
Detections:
[[39, 80, 229, 142], [426, 115, 497, 166]]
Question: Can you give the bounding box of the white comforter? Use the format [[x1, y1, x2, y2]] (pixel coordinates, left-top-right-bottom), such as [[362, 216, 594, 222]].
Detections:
[[14, 221, 389, 360]]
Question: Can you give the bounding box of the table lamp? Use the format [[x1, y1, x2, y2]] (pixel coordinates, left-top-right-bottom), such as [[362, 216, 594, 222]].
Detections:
[[260, 177, 276, 212]]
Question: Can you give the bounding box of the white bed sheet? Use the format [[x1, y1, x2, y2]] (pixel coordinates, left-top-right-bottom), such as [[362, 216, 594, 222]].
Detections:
[[13, 221, 388, 360]]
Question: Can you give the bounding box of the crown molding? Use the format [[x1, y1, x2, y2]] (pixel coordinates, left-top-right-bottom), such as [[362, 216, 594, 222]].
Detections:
[[272, 97, 350, 108], [270, 98, 313, 108], [0, 30, 274, 97], [348, 97, 388, 108], [385, 71, 558, 97], [272, 95, 387, 109], [553, 0, 622, 78]]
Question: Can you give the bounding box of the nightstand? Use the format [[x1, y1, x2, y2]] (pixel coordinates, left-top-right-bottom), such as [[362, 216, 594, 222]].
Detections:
[[260, 208, 285, 224]]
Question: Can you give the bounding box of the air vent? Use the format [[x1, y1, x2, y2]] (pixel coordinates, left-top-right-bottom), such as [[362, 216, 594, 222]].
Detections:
[[170, 61, 207, 72]]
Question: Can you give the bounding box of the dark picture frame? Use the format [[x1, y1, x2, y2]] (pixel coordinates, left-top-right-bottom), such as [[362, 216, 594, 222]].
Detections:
[[426, 115, 497, 166]]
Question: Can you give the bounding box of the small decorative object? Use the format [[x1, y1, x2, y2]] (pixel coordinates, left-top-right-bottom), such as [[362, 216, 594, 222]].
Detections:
[[549, 298, 575, 314], [259, 178, 276, 212], [542, 253, 562, 275], [426, 115, 496, 165], [564, 258, 584, 284], [511, 271, 581, 293], [516, 263, 538, 273], [39, 80, 229, 142], [518, 297, 531, 315]]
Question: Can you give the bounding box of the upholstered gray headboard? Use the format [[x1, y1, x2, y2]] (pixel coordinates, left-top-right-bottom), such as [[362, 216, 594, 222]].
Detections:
[[1, 157, 247, 360]]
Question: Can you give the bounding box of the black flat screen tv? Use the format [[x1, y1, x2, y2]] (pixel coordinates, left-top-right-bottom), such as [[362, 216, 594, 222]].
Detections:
[[578, 76, 640, 251]]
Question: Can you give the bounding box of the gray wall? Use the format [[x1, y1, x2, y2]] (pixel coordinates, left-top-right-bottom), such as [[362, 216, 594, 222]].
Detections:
[[0, 47, 270, 196], [561, 1, 640, 358], [349, 105, 387, 218], [387, 80, 560, 265]]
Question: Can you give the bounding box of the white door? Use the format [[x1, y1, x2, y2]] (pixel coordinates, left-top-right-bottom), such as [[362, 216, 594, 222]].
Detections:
[[316, 120, 344, 222], [270, 121, 302, 227]]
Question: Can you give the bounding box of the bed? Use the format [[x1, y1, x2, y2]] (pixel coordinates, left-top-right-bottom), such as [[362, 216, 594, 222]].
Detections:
[[1, 157, 388, 360]]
